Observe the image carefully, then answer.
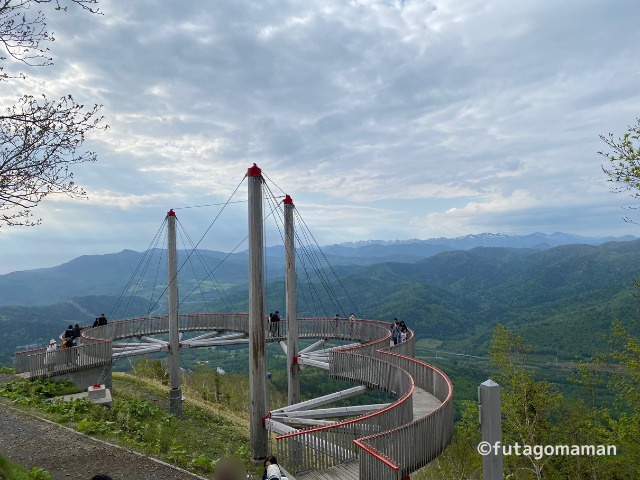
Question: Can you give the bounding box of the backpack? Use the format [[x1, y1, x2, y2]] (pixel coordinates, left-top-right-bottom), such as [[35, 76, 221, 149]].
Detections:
[[62, 339, 69, 348]]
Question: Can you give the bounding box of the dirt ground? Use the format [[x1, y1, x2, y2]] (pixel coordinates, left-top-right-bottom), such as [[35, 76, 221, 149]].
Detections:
[[0, 373, 207, 480]]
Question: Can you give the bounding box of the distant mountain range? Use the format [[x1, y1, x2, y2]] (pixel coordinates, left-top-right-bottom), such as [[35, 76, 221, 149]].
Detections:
[[334, 232, 637, 252], [1, 235, 640, 367], [1, 232, 634, 307]]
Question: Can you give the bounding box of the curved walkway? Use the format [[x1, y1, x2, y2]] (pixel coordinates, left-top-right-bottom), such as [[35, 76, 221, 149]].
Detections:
[[13, 315, 453, 480]]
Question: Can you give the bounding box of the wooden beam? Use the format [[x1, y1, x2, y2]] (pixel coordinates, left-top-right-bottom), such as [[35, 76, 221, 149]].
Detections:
[[273, 385, 370, 413], [299, 338, 329, 354], [272, 403, 389, 420]]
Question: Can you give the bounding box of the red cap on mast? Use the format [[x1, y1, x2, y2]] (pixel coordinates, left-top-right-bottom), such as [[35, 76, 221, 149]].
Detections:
[[247, 163, 262, 177], [167, 209, 176, 217], [283, 194, 293, 205]]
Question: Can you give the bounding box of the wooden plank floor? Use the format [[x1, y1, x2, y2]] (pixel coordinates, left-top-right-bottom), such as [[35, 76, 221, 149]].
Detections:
[[293, 460, 359, 480], [412, 387, 441, 420]]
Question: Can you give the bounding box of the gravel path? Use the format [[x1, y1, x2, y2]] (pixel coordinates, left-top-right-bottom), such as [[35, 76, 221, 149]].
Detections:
[[0, 374, 207, 480]]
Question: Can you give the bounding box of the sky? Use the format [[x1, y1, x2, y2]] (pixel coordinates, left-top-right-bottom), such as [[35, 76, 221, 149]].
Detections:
[[1, 0, 640, 274]]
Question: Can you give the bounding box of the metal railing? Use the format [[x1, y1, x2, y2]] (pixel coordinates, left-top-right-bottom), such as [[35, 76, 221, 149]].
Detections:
[[12, 314, 452, 479], [355, 353, 453, 480], [274, 351, 414, 473], [23, 341, 113, 379], [273, 322, 453, 479]]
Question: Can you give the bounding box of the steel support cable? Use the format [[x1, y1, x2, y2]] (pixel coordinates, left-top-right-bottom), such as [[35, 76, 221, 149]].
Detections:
[[107, 176, 248, 376], [282, 203, 383, 389], [95, 219, 167, 384], [294, 208, 357, 314], [295, 209, 359, 317], [263, 177, 341, 319], [177, 221, 213, 314], [100, 177, 278, 381], [260, 180, 326, 317], [121, 231, 164, 320], [261, 180, 289, 313], [295, 232, 335, 317], [294, 218, 343, 316], [291, 222, 330, 317], [171, 175, 247, 295], [176, 202, 281, 310], [108, 218, 167, 320], [142, 175, 247, 326], [261, 172, 286, 196], [263, 179, 379, 404], [262, 183, 368, 390], [147, 232, 167, 315], [263, 181, 287, 314], [263, 180, 322, 318], [294, 215, 343, 314], [176, 218, 234, 312], [294, 243, 323, 317], [173, 199, 248, 210], [264, 183, 268, 318]]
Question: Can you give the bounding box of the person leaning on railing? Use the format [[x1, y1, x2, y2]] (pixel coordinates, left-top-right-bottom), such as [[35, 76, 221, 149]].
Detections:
[[45, 339, 57, 370]]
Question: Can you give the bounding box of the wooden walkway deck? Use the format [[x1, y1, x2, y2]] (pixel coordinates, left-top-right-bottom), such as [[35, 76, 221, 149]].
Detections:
[[285, 387, 440, 479], [293, 460, 359, 480]]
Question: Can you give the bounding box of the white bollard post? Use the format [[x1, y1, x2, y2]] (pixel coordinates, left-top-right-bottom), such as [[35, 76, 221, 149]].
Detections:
[[478, 379, 503, 480]]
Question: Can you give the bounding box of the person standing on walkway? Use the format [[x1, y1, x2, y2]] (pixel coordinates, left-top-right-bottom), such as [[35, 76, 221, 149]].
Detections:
[[271, 311, 281, 337], [64, 324, 74, 340], [45, 339, 57, 370], [349, 313, 356, 336], [400, 326, 408, 343], [391, 318, 400, 345], [98, 314, 107, 326], [62, 336, 75, 365]]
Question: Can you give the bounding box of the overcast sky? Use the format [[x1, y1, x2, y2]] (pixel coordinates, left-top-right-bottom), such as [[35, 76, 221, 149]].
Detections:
[[1, 0, 640, 274]]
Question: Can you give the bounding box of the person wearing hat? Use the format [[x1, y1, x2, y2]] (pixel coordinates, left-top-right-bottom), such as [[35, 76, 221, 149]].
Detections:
[[45, 339, 57, 369]]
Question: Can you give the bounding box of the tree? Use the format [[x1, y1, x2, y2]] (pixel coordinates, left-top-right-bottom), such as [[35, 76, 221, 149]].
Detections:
[[572, 318, 640, 479], [0, 0, 105, 227], [599, 119, 640, 221], [490, 324, 563, 480]]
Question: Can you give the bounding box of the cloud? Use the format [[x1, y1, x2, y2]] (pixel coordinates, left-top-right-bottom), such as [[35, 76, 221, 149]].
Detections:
[[1, 0, 639, 273]]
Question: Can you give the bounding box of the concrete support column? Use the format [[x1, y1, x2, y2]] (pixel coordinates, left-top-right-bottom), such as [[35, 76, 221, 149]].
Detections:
[[167, 209, 182, 416], [284, 195, 300, 406], [248, 164, 268, 462], [479, 379, 503, 480]]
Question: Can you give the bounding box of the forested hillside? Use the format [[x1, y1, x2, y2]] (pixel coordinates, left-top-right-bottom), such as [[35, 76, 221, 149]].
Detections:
[[2, 239, 639, 368]]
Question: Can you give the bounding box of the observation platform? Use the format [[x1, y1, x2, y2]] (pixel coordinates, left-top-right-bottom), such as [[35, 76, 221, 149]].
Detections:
[[14, 315, 453, 480]]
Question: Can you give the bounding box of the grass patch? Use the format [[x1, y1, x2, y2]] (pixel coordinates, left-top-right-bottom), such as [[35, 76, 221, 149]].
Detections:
[[0, 453, 51, 479], [415, 337, 444, 349], [0, 374, 252, 477]]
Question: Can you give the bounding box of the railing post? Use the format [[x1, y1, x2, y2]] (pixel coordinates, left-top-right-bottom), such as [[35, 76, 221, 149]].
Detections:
[[478, 379, 503, 480]]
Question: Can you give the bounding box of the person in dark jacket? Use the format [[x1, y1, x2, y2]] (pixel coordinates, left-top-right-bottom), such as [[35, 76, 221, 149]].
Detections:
[[93, 317, 100, 328], [64, 324, 74, 339], [98, 314, 107, 326], [63, 336, 76, 365], [73, 323, 81, 339]]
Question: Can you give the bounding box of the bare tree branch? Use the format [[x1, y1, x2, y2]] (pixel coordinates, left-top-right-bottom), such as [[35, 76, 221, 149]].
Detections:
[[0, 0, 105, 227]]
